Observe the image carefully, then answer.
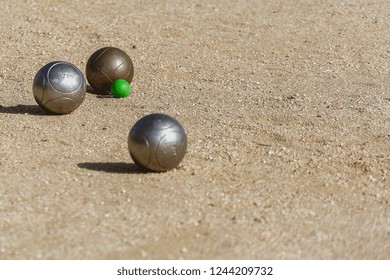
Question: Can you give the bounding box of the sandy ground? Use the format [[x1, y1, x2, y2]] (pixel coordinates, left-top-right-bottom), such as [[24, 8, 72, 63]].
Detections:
[[0, 0, 389, 259]]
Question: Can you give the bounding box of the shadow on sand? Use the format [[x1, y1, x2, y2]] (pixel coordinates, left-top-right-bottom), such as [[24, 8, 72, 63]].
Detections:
[[87, 85, 113, 98], [77, 162, 144, 174], [0, 104, 45, 115]]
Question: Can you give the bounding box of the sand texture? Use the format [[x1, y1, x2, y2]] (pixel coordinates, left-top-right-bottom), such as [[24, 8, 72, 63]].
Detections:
[[0, 0, 389, 259]]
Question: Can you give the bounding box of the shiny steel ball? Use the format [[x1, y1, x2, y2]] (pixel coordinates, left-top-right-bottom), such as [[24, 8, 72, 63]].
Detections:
[[33, 61, 86, 115], [86, 47, 134, 94], [128, 114, 187, 172]]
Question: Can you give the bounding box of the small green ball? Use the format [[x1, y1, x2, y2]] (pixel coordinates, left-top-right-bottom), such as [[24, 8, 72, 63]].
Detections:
[[111, 79, 131, 98]]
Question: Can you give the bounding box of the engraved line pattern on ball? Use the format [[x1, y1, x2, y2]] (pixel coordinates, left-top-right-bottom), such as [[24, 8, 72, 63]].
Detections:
[[40, 71, 46, 103], [92, 47, 110, 64], [155, 134, 179, 169], [42, 97, 81, 107], [114, 59, 132, 80], [90, 64, 114, 83], [140, 132, 152, 167]]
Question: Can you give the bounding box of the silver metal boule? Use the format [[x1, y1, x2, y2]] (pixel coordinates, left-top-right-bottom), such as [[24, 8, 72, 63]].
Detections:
[[128, 113, 187, 172], [33, 61, 86, 115]]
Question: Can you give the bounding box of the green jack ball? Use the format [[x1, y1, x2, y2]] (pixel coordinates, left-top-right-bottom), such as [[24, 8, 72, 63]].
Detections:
[[111, 79, 131, 98]]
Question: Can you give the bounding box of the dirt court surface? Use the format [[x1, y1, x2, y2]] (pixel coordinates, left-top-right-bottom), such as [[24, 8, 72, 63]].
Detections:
[[0, 0, 389, 259]]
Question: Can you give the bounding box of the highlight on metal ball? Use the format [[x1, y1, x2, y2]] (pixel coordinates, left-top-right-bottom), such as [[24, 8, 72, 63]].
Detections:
[[32, 61, 86, 115], [128, 113, 187, 172]]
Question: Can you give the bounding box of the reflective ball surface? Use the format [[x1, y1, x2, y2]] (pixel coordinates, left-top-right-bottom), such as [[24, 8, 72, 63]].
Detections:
[[128, 114, 187, 172], [86, 47, 134, 94], [33, 61, 86, 115]]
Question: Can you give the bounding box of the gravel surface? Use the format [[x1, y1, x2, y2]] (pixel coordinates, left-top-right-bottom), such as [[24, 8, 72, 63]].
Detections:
[[0, 0, 389, 259]]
